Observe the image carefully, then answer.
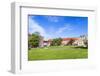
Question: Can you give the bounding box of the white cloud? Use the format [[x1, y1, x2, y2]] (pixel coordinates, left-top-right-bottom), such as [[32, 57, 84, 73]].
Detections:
[[29, 17, 51, 40], [29, 17, 46, 36], [56, 24, 73, 34], [44, 16, 59, 22], [29, 17, 73, 40]]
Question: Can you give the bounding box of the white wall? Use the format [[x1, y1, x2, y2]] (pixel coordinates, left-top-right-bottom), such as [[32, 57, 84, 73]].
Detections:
[[0, 0, 100, 76]]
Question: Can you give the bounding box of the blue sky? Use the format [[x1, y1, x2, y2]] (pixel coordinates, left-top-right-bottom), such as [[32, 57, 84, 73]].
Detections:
[[28, 15, 88, 40]]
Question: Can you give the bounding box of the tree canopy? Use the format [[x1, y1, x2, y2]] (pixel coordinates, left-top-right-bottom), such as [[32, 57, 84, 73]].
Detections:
[[51, 38, 62, 46], [28, 32, 40, 48]]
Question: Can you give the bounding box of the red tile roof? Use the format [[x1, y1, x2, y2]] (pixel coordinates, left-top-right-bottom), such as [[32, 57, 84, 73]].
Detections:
[[43, 38, 79, 42], [62, 38, 79, 41]]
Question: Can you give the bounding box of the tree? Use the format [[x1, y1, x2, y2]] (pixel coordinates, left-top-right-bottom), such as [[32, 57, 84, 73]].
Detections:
[[51, 38, 62, 46], [81, 35, 88, 47], [84, 40, 88, 47], [83, 38, 88, 47], [28, 32, 40, 49], [67, 39, 75, 45], [34, 32, 40, 36]]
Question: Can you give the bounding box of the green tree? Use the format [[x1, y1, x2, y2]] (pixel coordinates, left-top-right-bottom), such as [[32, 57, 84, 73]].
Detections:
[[28, 32, 40, 49], [67, 39, 75, 45], [51, 38, 62, 46]]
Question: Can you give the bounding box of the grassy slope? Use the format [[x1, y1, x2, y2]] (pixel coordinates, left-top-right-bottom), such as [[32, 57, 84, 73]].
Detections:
[[28, 46, 88, 61]]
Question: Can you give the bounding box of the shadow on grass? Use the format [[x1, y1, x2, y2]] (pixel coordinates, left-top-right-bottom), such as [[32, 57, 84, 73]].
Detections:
[[73, 46, 88, 49]]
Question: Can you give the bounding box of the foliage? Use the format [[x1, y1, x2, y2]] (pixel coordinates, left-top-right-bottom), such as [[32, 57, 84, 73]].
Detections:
[[67, 39, 75, 45], [51, 38, 62, 46], [83, 39, 88, 47], [80, 35, 88, 47], [28, 32, 40, 48]]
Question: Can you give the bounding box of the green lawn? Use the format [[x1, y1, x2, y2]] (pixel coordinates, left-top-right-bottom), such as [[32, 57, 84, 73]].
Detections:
[[28, 46, 88, 61]]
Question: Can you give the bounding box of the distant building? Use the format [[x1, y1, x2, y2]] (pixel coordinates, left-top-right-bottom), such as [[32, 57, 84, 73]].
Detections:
[[39, 35, 88, 47], [43, 39, 52, 47], [61, 38, 79, 46], [73, 35, 88, 47], [73, 38, 84, 46]]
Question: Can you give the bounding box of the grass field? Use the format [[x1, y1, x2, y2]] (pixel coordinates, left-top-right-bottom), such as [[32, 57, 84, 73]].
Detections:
[[28, 46, 88, 61]]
